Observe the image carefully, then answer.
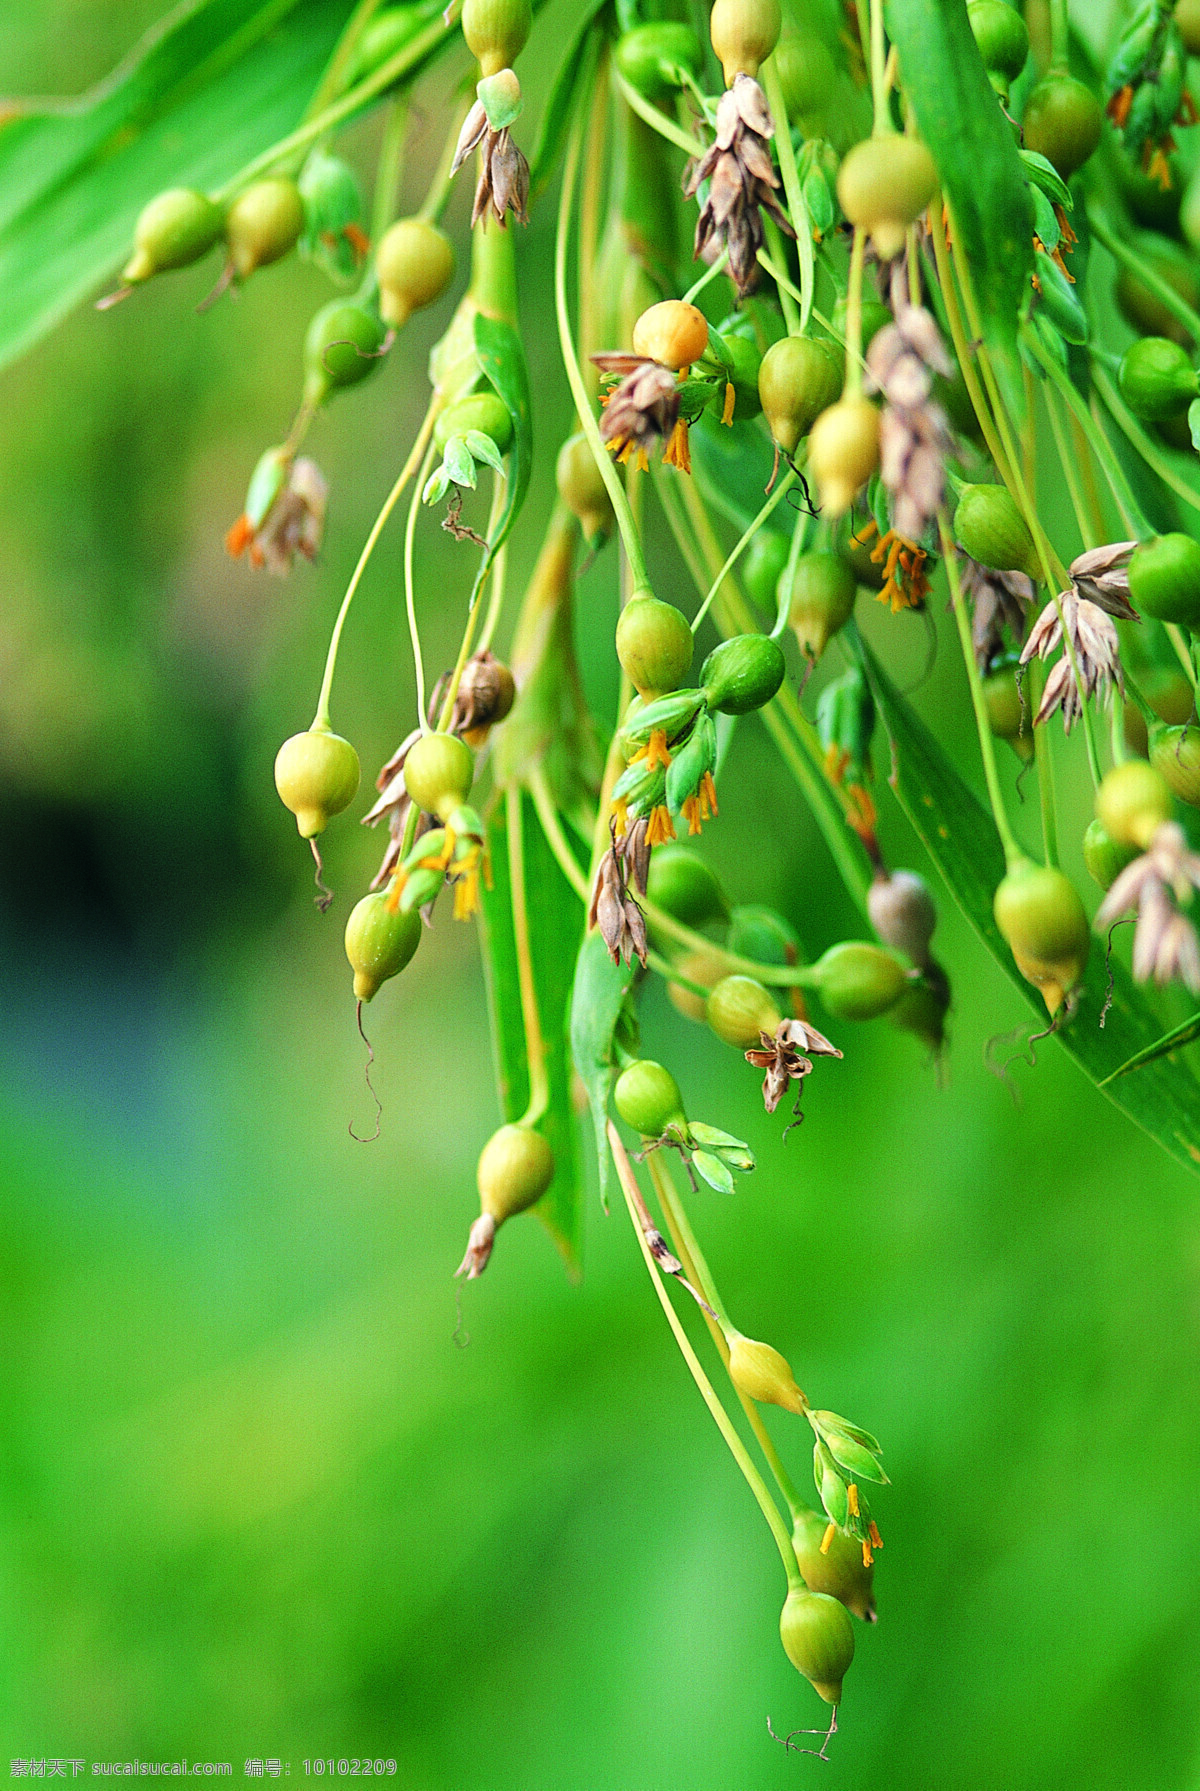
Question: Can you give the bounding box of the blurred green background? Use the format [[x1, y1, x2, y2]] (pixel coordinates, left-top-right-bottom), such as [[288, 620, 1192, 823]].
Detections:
[[2, 4, 1200, 1786]]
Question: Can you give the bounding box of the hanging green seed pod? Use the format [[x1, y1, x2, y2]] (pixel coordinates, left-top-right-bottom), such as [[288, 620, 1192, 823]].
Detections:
[[478, 1122, 554, 1220], [302, 301, 387, 407], [342, 4, 425, 87], [808, 397, 880, 516], [810, 941, 907, 1021], [983, 663, 1033, 762], [375, 217, 455, 328], [121, 188, 224, 285], [1095, 759, 1173, 849], [614, 21, 703, 101], [993, 859, 1090, 1015], [462, 0, 531, 74], [298, 149, 365, 279], [1022, 73, 1103, 180], [646, 845, 730, 929], [1117, 337, 1200, 422], [792, 1506, 876, 1622], [615, 596, 694, 699], [274, 727, 361, 839], [225, 177, 305, 280], [758, 337, 843, 456], [868, 869, 937, 967], [632, 299, 709, 370], [699, 633, 786, 715], [743, 530, 790, 611], [967, 0, 1029, 90], [773, 36, 838, 122], [706, 975, 782, 1049], [344, 893, 422, 1000], [613, 1060, 688, 1137], [836, 136, 937, 260], [709, 0, 782, 84], [1128, 534, 1200, 628], [1150, 724, 1200, 806], [954, 484, 1040, 581], [786, 551, 856, 661], [727, 1332, 807, 1413], [556, 433, 615, 544], [435, 391, 514, 454], [403, 733, 474, 821], [779, 1588, 856, 1705], [1082, 819, 1139, 891]]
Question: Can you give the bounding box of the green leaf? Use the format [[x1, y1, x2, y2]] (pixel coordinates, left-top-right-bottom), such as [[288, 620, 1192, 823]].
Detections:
[[885, 0, 1034, 420], [527, 1, 606, 201], [473, 311, 533, 564], [859, 640, 1200, 1182], [1036, 250, 1089, 346], [569, 929, 639, 1214], [477, 791, 585, 1277], [1102, 1011, 1200, 1083]]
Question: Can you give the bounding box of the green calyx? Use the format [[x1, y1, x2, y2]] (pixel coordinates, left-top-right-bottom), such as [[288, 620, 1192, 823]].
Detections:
[[613, 1059, 687, 1138], [344, 892, 422, 1001], [1118, 337, 1200, 421], [614, 21, 703, 102], [993, 858, 1090, 1016], [303, 301, 387, 406], [477, 1123, 554, 1222], [645, 845, 730, 929], [615, 596, 694, 699], [757, 336, 843, 456], [810, 941, 907, 1022], [954, 483, 1040, 581], [785, 551, 856, 661], [1150, 724, 1200, 807], [705, 975, 782, 1049], [225, 177, 304, 280], [1128, 534, 1200, 628], [700, 633, 786, 716], [274, 727, 361, 839], [123, 188, 224, 285], [779, 1588, 855, 1706], [298, 149, 364, 280], [403, 732, 474, 821]]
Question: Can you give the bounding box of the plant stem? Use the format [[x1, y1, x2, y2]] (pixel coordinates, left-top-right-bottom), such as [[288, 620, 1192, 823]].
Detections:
[[941, 518, 1023, 867], [683, 247, 731, 305], [417, 92, 471, 226], [1088, 208, 1200, 346], [527, 767, 590, 902], [845, 227, 866, 397], [371, 96, 408, 242], [405, 438, 436, 729], [761, 54, 813, 331], [692, 471, 796, 636], [508, 791, 550, 1127], [1021, 327, 1148, 534], [611, 66, 704, 155], [765, 217, 802, 337], [436, 473, 507, 728], [1043, 379, 1098, 549], [303, 0, 384, 121], [869, 0, 891, 134], [313, 399, 440, 729], [1049, 0, 1070, 66], [609, 1125, 801, 1592], [1092, 360, 1200, 520]]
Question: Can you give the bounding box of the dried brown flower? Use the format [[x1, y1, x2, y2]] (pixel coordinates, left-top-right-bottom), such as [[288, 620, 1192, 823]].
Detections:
[[451, 99, 529, 227], [593, 355, 681, 466], [1096, 819, 1200, 993], [960, 556, 1035, 672], [225, 457, 327, 574], [1019, 590, 1124, 730], [685, 75, 793, 298], [1067, 540, 1139, 620], [865, 304, 954, 545], [588, 816, 650, 967], [744, 1018, 843, 1116]]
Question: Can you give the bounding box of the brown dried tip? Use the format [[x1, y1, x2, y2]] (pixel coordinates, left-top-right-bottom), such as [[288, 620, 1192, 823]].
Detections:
[[961, 557, 1034, 673], [1020, 591, 1124, 731], [456, 1212, 497, 1279], [745, 1018, 842, 1115], [684, 74, 793, 298], [588, 816, 650, 966], [593, 356, 681, 464], [451, 100, 529, 227], [1068, 541, 1139, 619]]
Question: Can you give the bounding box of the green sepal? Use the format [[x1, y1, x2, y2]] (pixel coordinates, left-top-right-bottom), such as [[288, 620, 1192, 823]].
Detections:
[[813, 1414, 889, 1485], [244, 446, 289, 529], [443, 434, 478, 489], [691, 1149, 735, 1194], [445, 802, 486, 846], [464, 428, 505, 475], [1022, 308, 1068, 377], [1187, 398, 1200, 453], [621, 688, 706, 747], [477, 71, 523, 132], [689, 1121, 753, 1157], [397, 866, 445, 912], [814, 1441, 850, 1529], [611, 759, 665, 810], [666, 713, 717, 814], [1029, 183, 1061, 257], [422, 466, 450, 505], [1019, 148, 1072, 211], [1036, 250, 1088, 346]]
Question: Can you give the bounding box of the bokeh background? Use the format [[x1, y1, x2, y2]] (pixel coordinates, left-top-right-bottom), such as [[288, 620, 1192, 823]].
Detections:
[[3, 2, 1200, 1785]]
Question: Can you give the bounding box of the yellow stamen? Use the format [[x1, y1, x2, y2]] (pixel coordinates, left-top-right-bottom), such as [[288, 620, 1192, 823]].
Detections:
[[820, 1522, 836, 1556], [453, 866, 481, 921], [868, 1521, 883, 1551], [646, 804, 676, 847], [721, 381, 736, 427], [645, 727, 672, 772], [662, 418, 692, 474], [611, 796, 630, 835], [846, 1483, 860, 1518], [682, 794, 703, 836], [385, 870, 406, 915], [861, 1539, 874, 1568], [700, 770, 718, 816]]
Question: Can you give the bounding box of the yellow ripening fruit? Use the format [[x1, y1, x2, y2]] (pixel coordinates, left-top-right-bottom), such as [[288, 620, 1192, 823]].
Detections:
[[632, 299, 710, 370], [807, 397, 880, 516]]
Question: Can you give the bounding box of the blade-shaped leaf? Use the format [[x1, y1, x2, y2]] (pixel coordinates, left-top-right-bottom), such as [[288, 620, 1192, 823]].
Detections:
[[885, 0, 1034, 420], [1103, 1011, 1200, 1084], [859, 640, 1200, 1180], [527, 0, 606, 201], [569, 928, 638, 1214], [478, 791, 586, 1277]]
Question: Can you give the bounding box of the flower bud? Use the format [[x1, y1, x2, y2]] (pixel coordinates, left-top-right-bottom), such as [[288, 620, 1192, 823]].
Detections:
[[1082, 818, 1138, 891], [743, 530, 789, 610], [614, 21, 704, 100], [477, 1122, 554, 1221], [811, 941, 906, 1021], [1022, 73, 1102, 180], [726, 1332, 807, 1413], [954, 484, 1039, 580], [122, 188, 223, 285], [613, 1059, 688, 1136], [967, 0, 1029, 87], [706, 975, 782, 1049], [983, 663, 1033, 761], [462, 0, 531, 74], [556, 433, 614, 543], [1150, 724, 1200, 806], [403, 732, 474, 821], [785, 551, 856, 661], [868, 869, 937, 967], [1118, 337, 1200, 422], [1128, 534, 1200, 628], [792, 1506, 876, 1621], [302, 301, 386, 407], [779, 1588, 855, 1705], [632, 299, 709, 371], [375, 217, 455, 327], [993, 858, 1090, 1015], [646, 845, 730, 929], [435, 391, 514, 455], [274, 727, 361, 838], [1095, 759, 1172, 850], [700, 633, 786, 715], [836, 136, 937, 260], [758, 337, 843, 456], [225, 177, 304, 280], [615, 596, 694, 699], [709, 0, 781, 84], [344, 892, 422, 1000], [808, 397, 880, 517]]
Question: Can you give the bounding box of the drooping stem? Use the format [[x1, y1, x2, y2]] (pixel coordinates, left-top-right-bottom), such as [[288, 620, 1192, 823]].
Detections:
[[869, 0, 891, 134], [436, 472, 508, 729], [405, 438, 437, 729], [762, 53, 814, 332], [313, 398, 440, 729], [371, 96, 409, 242], [941, 518, 1023, 868], [1049, 0, 1070, 67], [508, 791, 551, 1127], [1091, 360, 1200, 521], [765, 216, 802, 336], [692, 470, 796, 636], [1088, 208, 1200, 346], [609, 1125, 802, 1592], [418, 92, 472, 227]]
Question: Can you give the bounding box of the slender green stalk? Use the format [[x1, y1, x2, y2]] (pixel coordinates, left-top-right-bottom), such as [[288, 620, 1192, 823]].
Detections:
[[1088, 209, 1200, 347], [1049, 0, 1070, 66], [527, 768, 589, 902], [683, 247, 731, 305], [765, 217, 802, 336], [1044, 380, 1098, 549], [941, 520, 1023, 867], [313, 399, 440, 729], [844, 227, 866, 397], [303, 0, 383, 120], [371, 96, 408, 242], [611, 66, 704, 155], [405, 438, 436, 730], [609, 1126, 801, 1592], [436, 473, 507, 729], [507, 791, 550, 1127], [417, 92, 471, 227], [761, 54, 814, 331], [869, 0, 891, 134], [1030, 664, 1059, 866], [692, 471, 796, 636], [1092, 360, 1200, 520]]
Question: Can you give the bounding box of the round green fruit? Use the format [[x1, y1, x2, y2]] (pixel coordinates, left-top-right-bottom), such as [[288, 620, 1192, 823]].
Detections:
[[968, 0, 1029, 85], [1150, 724, 1200, 806], [700, 633, 786, 715], [1082, 819, 1138, 891], [1094, 759, 1172, 850], [993, 859, 1089, 1015], [1118, 338, 1199, 422], [122, 189, 223, 284], [645, 845, 730, 928], [435, 390, 513, 454], [462, 0, 532, 76], [375, 217, 455, 327], [403, 732, 474, 820], [742, 530, 790, 611], [785, 551, 856, 660], [274, 727, 361, 839], [811, 941, 906, 1021], [705, 975, 782, 1049], [757, 336, 843, 455], [614, 22, 703, 101], [1128, 534, 1200, 627], [303, 302, 386, 406], [836, 135, 937, 259], [477, 1124, 554, 1222], [779, 1587, 856, 1705], [344, 893, 422, 1000], [954, 483, 1039, 579], [615, 596, 693, 698], [1022, 73, 1102, 180], [613, 1060, 687, 1137], [225, 177, 304, 279], [793, 1506, 876, 1622]]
